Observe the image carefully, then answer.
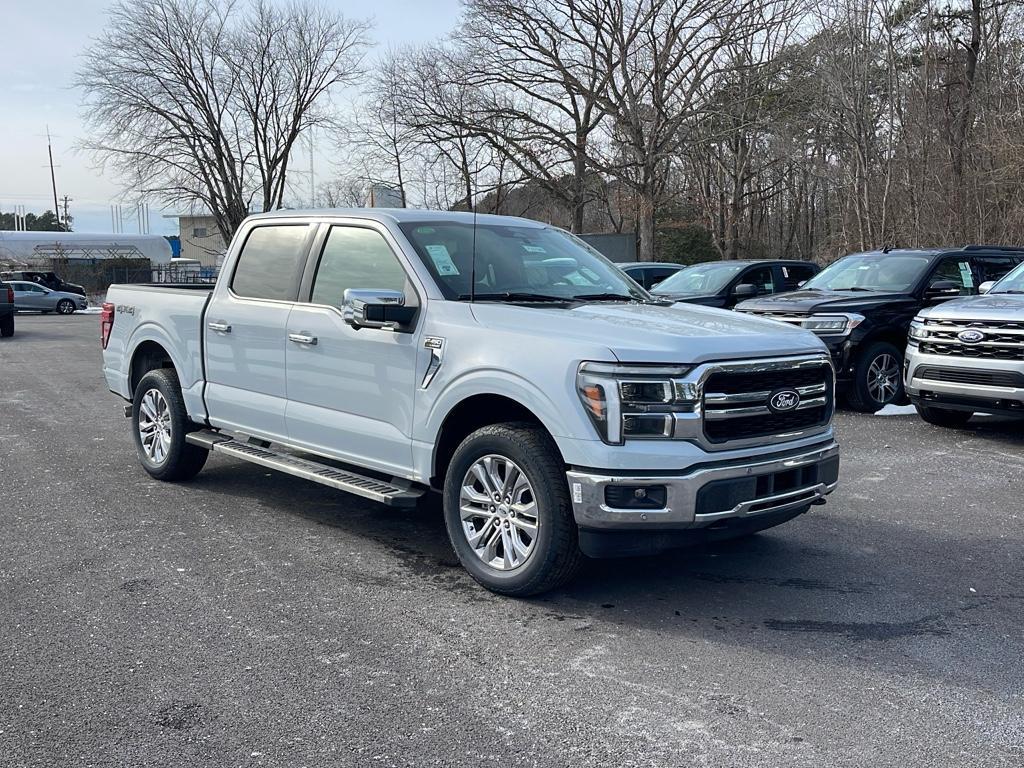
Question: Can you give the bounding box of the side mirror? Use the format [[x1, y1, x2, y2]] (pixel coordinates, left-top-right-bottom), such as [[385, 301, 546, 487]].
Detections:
[[732, 283, 758, 299], [797, 280, 807, 288], [926, 280, 960, 298], [979, 281, 995, 294], [342, 289, 412, 330]]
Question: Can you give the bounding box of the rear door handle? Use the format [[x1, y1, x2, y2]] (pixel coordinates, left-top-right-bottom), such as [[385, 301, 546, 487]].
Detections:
[[208, 320, 231, 333], [288, 332, 318, 345]]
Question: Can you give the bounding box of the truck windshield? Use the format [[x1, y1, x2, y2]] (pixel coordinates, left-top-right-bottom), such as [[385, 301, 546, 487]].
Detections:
[[652, 262, 745, 295], [802, 254, 931, 293], [398, 221, 650, 302], [991, 261, 1024, 293]]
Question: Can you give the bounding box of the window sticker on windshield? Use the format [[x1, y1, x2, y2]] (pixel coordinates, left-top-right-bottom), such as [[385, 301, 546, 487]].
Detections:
[[425, 244, 459, 276], [522, 245, 547, 254], [958, 262, 974, 288]]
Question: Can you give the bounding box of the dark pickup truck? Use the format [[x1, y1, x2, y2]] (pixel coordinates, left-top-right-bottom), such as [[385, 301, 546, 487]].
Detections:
[[651, 259, 819, 309], [737, 246, 1024, 412], [1, 282, 14, 337]]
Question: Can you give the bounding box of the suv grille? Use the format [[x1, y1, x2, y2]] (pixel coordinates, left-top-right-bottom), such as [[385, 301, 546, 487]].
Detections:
[[916, 366, 1024, 388], [703, 362, 833, 444], [920, 318, 1024, 361]]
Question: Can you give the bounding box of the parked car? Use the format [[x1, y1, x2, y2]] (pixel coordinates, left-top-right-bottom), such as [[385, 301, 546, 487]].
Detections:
[[652, 259, 819, 308], [905, 261, 1024, 426], [101, 209, 840, 596], [8, 280, 89, 314], [737, 246, 1024, 412], [618, 261, 685, 289], [0, 282, 14, 337], [0, 270, 86, 296]]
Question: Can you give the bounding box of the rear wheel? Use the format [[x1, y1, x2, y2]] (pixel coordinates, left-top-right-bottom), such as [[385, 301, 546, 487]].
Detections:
[[914, 403, 973, 429], [132, 369, 208, 481], [443, 423, 583, 596], [0, 315, 13, 337], [56, 299, 76, 315], [846, 342, 904, 413]]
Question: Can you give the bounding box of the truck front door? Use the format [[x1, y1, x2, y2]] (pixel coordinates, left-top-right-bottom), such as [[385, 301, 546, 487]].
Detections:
[[285, 223, 420, 477], [203, 222, 315, 441]]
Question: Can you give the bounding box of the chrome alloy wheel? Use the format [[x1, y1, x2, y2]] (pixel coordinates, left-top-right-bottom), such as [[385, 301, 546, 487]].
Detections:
[[138, 388, 172, 463], [867, 353, 900, 404], [459, 455, 539, 571]]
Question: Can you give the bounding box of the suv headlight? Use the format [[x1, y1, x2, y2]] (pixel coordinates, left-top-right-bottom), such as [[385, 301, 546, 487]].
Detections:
[[908, 318, 927, 343], [577, 362, 696, 445], [801, 313, 865, 335]]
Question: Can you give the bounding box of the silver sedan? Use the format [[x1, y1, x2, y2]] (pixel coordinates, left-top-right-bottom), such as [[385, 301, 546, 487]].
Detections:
[[9, 281, 89, 314]]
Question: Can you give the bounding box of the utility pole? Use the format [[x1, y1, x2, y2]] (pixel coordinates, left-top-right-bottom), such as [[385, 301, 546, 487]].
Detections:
[[60, 195, 72, 231], [46, 126, 60, 228]]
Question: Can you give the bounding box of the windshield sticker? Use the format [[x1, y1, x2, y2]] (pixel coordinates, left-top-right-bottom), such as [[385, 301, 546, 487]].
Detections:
[[425, 244, 460, 276], [958, 262, 974, 288], [522, 245, 547, 254]]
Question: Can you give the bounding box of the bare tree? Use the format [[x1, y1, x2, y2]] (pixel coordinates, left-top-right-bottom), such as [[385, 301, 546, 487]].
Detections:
[[77, 0, 369, 241]]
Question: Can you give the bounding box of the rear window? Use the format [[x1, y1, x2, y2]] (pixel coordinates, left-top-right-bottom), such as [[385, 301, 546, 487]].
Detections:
[[230, 225, 310, 301]]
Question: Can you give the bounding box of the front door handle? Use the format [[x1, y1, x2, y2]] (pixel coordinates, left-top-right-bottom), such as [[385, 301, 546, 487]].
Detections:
[[208, 320, 231, 333], [288, 332, 318, 346]]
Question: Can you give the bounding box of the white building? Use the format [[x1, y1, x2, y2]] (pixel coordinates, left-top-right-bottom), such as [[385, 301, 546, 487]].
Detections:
[[166, 213, 227, 267]]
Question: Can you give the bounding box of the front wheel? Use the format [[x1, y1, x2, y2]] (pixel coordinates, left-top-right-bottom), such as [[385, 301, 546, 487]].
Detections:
[[846, 342, 904, 413], [443, 423, 583, 596], [56, 299, 76, 314], [132, 369, 208, 481], [915, 403, 973, 429]]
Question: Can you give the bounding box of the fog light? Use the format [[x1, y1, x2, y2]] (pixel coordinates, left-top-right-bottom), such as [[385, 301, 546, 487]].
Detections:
[[604, 485, 667, 509]]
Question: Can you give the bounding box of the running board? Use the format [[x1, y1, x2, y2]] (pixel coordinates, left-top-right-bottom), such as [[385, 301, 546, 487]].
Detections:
[[185, 430, 424, 508]]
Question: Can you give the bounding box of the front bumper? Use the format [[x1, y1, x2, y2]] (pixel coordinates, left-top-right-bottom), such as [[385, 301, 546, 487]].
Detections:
[[566, 440, 839, 531], [905, 345, 1024, 415]]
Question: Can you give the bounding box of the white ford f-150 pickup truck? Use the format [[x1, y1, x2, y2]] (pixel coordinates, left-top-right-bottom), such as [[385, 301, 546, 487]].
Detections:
[[102, 209, 840, 595]]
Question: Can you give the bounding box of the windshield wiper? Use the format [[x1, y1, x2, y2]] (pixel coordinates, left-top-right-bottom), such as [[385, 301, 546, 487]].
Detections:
[[458, 291, 569, 303], [993, 289, 1024, 294], [571, 292, 640, 302], [830, 286, 879, 292]]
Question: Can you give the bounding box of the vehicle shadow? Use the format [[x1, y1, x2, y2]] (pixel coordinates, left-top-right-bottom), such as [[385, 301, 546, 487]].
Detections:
[[187, 457, 1023, 693]]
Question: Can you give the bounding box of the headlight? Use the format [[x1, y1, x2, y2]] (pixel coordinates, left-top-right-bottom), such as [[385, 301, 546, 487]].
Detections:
[[577, 362, 696, 444], [801, 313, 864, 335], [908, 319, 927, 342]]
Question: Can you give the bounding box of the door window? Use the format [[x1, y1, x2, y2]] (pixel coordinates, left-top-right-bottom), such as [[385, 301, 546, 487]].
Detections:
[[741, 266, 775, 294], [230, 224, 310, 301], [972, 255, 1020, 284], [779, 264, 817, 291], [310, 226, 409, 310], [928, 258, 973, 295]]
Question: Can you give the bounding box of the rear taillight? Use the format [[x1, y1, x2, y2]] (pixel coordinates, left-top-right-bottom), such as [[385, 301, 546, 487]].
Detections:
[[100, 302, 115, 349], [5, 285, 12, 304]]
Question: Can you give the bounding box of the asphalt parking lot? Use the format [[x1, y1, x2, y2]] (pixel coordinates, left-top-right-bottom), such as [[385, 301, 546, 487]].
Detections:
[[1, 314, 1022, 767]]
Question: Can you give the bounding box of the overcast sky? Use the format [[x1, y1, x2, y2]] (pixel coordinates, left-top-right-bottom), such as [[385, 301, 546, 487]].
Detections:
[[0, 0, 461, 235]]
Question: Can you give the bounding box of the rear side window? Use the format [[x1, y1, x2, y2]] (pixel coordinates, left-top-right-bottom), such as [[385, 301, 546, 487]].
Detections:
[[231, 225, 310, 301], [779, 264, 817, 290], [973, 255, 1020, 283]]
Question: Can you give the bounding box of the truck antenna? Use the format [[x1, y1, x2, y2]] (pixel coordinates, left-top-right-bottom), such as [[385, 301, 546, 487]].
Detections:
[[469, 178, 478, 303]]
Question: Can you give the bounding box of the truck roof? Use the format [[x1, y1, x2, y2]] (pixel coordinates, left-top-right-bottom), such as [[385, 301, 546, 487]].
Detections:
[[246, 208, 548, 229]]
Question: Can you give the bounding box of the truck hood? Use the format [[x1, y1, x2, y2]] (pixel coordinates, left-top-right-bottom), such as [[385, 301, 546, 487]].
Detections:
[[469, 301, 826, 364], [918, 292, 1024, 321], [737, 288, 913, 314]]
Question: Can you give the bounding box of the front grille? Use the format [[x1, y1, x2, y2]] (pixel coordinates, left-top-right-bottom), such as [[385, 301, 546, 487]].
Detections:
[[916, 366, 1024, 388], [920, 318, 1024, 361], [702, 361, 833, 444]]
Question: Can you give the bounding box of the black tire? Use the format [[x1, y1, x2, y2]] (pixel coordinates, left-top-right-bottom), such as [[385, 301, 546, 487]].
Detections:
[[0, 315, 13, 338], [131, 369, 208, 481], [442, 422, 583, 596], [56, 299, 76, 315], [845, 342, 904, 413], [914, 403, 974, 429]]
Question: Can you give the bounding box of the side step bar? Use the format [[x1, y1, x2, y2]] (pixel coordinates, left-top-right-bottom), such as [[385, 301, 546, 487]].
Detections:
[[185, 429, 424, 508]]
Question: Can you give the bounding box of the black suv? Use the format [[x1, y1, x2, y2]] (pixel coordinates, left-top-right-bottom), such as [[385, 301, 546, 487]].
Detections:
[[737, 246, 1024, 412], [651, 259, 819, 308], [0, 270, 86, 296]]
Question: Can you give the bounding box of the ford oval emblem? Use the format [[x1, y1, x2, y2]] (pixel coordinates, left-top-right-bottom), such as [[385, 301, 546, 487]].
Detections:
[[957, 329, 985, 344], [769, 389, 801, 412]]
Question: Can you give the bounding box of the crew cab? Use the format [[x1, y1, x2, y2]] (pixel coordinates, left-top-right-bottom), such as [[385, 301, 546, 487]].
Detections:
[[906, 261, 1024, 426], [652, 259, 819, 308], [737, 246, 1024, 412], [101, 209, 840, 595]]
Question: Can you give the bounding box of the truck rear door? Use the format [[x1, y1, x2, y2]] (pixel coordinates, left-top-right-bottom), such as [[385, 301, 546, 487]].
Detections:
[[203, 222, 316, 442]]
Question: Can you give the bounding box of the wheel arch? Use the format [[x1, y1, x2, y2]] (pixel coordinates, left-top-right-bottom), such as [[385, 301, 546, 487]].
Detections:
[[129, 339, 177, 395]]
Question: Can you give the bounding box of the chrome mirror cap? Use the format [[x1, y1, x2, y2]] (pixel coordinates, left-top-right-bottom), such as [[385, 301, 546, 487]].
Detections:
[[342, 289, 407, 330]]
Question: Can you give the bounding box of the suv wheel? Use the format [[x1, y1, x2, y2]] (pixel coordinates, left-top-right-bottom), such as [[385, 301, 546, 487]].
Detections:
[[915, 403, 973, 429], [132, 369, 209, 481], [443, 422, 583, 596], [846, 342, 904, 413]]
